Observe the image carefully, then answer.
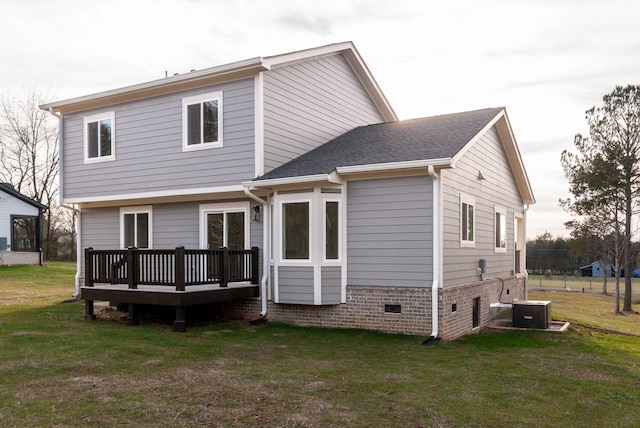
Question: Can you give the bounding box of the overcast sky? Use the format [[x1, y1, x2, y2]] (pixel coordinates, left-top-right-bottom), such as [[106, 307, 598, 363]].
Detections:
[[2, 0, 639, 239]]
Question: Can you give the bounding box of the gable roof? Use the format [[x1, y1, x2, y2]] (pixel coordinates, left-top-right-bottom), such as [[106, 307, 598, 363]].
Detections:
[[0, 183, 48, 211], [250, 107, 535, 205], [40, 42, 396, 121]]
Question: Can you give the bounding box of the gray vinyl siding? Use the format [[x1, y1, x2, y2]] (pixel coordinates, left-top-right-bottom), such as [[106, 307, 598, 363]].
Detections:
[[79, 207, 120, 278], [62, 79, 255, 201], [442, 126, 524, 287], [277, 266, 314, 304], [347, 176, 433, 287], [321, 266, 341, 304], [263, 54, 384, 172]]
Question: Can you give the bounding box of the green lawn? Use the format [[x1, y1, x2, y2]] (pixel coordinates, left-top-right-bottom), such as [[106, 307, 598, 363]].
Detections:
[[0, 263, 639, 427]]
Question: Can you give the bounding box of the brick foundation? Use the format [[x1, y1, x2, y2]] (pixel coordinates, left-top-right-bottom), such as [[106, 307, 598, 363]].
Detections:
[[439, 276, 525, 340], [219, 276, 526, 341]]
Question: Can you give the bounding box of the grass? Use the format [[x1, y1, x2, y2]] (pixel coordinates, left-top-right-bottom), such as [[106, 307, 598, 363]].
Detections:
[[1, 263, 639, 427]]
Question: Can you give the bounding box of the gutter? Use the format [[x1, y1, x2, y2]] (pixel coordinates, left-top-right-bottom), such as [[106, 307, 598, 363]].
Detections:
[[243, 187, 269, 317], [425, 165, 440, 344], [46, 108, 82, 299]]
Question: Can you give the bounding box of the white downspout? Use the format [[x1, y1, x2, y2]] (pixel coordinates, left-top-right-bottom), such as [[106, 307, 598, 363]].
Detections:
[[47, 108, 81, 299], [523, 204, 530, 301], [428, 165, 440, 340], [243, 187, 269, 317]]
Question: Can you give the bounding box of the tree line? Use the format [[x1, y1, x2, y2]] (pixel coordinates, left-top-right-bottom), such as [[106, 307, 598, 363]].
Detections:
[[560, 85, 640, 313]]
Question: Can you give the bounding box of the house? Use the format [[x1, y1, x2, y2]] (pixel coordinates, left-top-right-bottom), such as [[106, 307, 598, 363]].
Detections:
[[41, 42, 535, 340], [579, 261, 612, 277], [0, 183, 47, 265]]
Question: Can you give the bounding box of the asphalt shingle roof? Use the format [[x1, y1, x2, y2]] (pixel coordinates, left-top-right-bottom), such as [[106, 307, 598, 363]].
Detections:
[[255, 107, 504, 181]]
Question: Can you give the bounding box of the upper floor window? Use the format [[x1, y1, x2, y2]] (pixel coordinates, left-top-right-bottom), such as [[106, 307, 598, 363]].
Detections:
[[84, 112, 115, 163], [495, 206, 507, 253], [120, 206, 152, 249], [460, 194, 475, 247], [182, 91, 223, 151]]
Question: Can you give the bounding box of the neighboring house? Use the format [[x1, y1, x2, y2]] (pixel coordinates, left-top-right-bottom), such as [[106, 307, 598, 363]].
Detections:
[[41, 42, 534, 340], [579, 261, 611, 277], [0, 183, 47, 265]]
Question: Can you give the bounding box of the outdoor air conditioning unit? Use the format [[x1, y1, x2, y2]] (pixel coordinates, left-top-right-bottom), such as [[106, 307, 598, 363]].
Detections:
[[512, 300, 551, 329]]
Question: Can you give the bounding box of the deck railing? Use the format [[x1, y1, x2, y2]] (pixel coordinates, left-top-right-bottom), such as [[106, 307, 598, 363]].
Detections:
[[85, 246, 259, 291]]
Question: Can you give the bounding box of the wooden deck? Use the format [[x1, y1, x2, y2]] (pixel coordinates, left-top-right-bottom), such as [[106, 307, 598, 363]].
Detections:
[[81, 282, 259, 306], [82, 247, 260, 332]]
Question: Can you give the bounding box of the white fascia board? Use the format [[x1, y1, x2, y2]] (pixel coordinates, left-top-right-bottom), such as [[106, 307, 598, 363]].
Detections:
[[452, 109, 535, 205], [41, 58, 266, 114], [336, 158, 453, 174], [244, 173, 341, 189], [262, 41, 356, 69], [452, 109, 505, 166], [63, 185, 246, 205], [263, 41, 397, 122]]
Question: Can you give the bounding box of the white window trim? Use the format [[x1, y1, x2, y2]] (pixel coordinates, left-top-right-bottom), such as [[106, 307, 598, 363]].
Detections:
[[460, 193, 475, 248], [198, 202, 250, 249], [322, 197, 342, 263], [84, 111, 115, 164], [182, 91, 223, 152], [494, 205, 507, 253], [277, 195, 313, 265], [120, 206, 153, 249]]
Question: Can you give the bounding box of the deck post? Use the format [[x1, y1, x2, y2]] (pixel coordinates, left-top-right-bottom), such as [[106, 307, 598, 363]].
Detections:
[[175, 246, 185, 291], [85, 247, 94, 287], [126, 303, 139, 326], [173, 306, 186, 332], [220, 246, 229, 287], [127, 246, 138, 289], [84, 300, 96, 321], [251, 246, 259, 284]]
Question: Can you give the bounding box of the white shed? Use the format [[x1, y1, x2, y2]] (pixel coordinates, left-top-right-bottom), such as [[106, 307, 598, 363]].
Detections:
[[0, 183, 47, 265]]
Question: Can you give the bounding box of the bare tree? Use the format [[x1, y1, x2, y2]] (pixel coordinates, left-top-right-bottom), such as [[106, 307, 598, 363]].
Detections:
[[0, 87, 66, 260]]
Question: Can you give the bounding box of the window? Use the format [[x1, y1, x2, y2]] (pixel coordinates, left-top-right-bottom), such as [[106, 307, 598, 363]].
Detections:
[[205, 211, 246, 249], [199, 203, 249, 250], [282, 201, 310, 260], [11, 216, 38, 252], [276, 189, 343, 264], [120, 206, 152, 249], [495, 206, 507, 252], [324, 200, 340, 260], [84, 112, 115, 163], [460, 194, 475, 247], [182, 91, 223, 151]]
